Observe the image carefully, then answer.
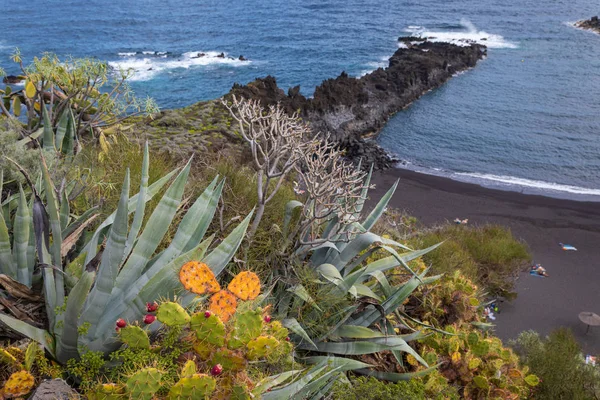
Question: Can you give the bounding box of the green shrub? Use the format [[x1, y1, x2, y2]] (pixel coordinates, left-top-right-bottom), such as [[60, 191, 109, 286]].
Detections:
[[511, 328, 600, 399], [331, 376, 426, 400], [408, 225, 531, 299]]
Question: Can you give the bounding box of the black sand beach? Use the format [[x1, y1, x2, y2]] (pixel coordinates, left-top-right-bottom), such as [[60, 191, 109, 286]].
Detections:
[[370, 168, 600, 354]]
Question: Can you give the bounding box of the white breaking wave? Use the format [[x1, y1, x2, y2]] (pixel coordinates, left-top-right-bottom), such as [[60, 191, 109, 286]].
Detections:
[[109, 51, 251, 81], [403, 19, 518, 49], [454, 172, 600, 196], [359, 56, 389, 77]]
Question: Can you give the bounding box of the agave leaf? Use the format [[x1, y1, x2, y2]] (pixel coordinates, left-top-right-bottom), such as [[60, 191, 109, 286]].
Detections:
[[123, 142, 149, 260], [321, 232, 381, 271], [41, 156, 65, 318], [302, 356, 373, 371], [55, 109, 70, 151], [361, 179, 398, 232], [0, 313, 54, 357], [283, 200, 303, 237], [80, 170, 130, 341], [367, 336, 428, 367], [356, 364, 440, 382], [335, 325, 389, 339], [295, 367, 343, 399], [83, 168, 178, 265], [261, 362, 328, 400], [59, 188, 69, 231], [282, 318, 318, 350], [151, 176, 222, 267], [299, 340, 410, 355], [61, 109, 75, 155], [352, 164, 373, 219], [252, 369, 304, 396], [114, 159, 191, 293], [0, 210, 15, 278], [317, 305, 358, 342], [202, 210, 253, 277], [287, 284, 322, 312], [55, 266, 96, 363], [41, 105, 54, 152], [14, 185, 31, 286], [368, 271, 392, 297], [62, 206, 98, 239]]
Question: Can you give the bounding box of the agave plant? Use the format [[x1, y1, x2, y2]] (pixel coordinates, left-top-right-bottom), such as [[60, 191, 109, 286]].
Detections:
[[267, 167, 443, 394], [0, 143, 252, 363]]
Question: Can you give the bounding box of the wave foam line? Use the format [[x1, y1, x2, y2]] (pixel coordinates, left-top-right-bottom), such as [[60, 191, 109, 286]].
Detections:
[[403, 19, 518, 49], [109, 50, 251, 81], [454, 172, 600, 196]]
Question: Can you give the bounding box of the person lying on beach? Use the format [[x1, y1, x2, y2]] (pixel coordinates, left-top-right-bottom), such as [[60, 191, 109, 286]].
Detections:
[[530, 264, 549, 277], [454, 218, 469, 225], [484, 306, 496, 321]]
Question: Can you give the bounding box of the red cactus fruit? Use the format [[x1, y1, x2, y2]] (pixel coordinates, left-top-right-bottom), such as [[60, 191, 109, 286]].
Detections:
[[264, 315, 272, 323], [285, 337, 290, 342], [204, 311, 212, 318], [116, 318, 127, 328], [144, 314, 156, 324], [146, 302, 158, 312], [210, 364, 223, 376]]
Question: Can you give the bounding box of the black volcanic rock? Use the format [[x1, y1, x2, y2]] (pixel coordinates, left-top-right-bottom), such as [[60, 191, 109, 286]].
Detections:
[[576, 16, 600, 33], [228, 41, 487, 169]]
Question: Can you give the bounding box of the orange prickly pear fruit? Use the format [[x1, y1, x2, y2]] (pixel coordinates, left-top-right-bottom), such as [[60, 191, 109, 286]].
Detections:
[[179, 261, 221, 295], [209, 290, 238, 323], [227, 271, 261, 301]]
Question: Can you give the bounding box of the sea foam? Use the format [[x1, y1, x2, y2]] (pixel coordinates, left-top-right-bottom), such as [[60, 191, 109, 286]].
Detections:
[[109, 51, 251, 81], [403, 19, 518, 49]]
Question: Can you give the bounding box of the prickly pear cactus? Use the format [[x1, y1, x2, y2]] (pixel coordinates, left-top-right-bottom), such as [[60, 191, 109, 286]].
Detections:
[[209, 291, 237, 323], [209, 348, 247, 372], [180, 360, 197, 379], [119, 325, 151, 349], [125, 367, 162, 400], [87, 383, 125, 400], [231, 384, 252, 400], [227, 271, 261, 301], [179, 261, 221, 295], [157, 301, 191, 326], [246, 335, 279, 360], [168, 374, 216, 400], [2, 370, 35, 397], [264, 320, 290, 341], [228, 309, 262, 349], [190, 312, 226, 346]]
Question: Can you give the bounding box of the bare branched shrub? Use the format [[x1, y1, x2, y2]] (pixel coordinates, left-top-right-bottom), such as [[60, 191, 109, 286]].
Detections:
[[290, 137, 368, 249], [222, 95, 313, 239]]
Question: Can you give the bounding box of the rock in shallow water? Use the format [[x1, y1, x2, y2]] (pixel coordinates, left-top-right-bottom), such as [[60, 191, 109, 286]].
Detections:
[[30, 379, 79, 399]]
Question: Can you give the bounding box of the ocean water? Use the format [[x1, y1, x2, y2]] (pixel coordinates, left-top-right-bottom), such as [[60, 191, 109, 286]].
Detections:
[[2, 0, 600, 200]]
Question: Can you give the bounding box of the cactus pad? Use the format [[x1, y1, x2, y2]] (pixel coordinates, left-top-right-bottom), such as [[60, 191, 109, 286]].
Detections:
[[231, 385, 252, 400], [209, 290, 238, 323], [119, 325, 150, 349], [125, 367, 162, 400], [227, 271, 261, 301], [2, 370, 35, 397], [246, 335, 279, 360], [209, 348, 247, 372], [264, 320, 290, 341], [88, 383, 125, 400], [180, 360, 197, 378], [157, 301, 191, 326], [190, 312, 226, 346], [228, 310, 263, 349], [179, 261, 221, 295], [168, 374, 216, 400], [192, 341, 215, 360]]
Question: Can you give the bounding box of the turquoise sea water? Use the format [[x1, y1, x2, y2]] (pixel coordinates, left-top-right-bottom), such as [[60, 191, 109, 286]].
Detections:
[[2, 0, 600, 199]]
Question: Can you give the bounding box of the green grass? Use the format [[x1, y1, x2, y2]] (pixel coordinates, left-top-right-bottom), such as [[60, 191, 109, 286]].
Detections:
[[407, 224, 531, 299]]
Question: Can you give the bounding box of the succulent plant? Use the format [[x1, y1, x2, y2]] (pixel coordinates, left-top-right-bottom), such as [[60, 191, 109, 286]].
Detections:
[[125, 367, 162, 400], [0, 144, 253, 364], [179, 261, 221, 295], [190, 312, 226, 347], [227, 271, 261, 301], [227, 309, 262, 349], [157, 302, 191, 327], [118, 325, 150, 350], [209, 290, 238, 323], [168, 374, 216, 400], [247, 335, 280, 360]]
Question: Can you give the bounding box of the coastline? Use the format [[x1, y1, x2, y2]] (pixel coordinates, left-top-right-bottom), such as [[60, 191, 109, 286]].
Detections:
[[369, 167, 600, 353]]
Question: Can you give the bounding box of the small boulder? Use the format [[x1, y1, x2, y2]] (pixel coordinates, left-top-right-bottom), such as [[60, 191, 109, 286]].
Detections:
[[2, 75, 24, 84], [217, 52, 225, 58], [239, 55, 247, 61], [30, 379, 79, 400]]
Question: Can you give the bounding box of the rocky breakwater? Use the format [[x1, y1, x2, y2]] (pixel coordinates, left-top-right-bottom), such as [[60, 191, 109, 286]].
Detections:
[[228, 38, 486, 169], [575, 16, 600, 34]]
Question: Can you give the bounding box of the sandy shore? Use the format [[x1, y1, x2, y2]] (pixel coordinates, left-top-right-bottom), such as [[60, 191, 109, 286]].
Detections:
[[369, 168, 600, 354]]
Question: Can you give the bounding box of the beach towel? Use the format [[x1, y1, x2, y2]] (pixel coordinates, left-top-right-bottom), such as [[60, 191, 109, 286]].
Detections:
[[559, 243, 577, 251]]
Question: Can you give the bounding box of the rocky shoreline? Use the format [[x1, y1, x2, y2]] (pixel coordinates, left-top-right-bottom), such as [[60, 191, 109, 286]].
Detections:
[[227, 39, 487, 168], [575, 16, 600, 34]]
